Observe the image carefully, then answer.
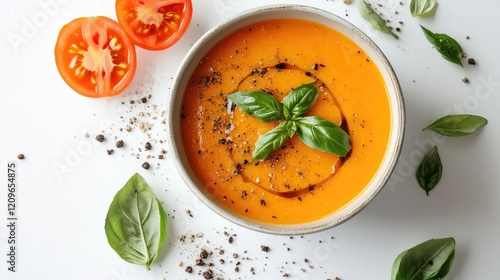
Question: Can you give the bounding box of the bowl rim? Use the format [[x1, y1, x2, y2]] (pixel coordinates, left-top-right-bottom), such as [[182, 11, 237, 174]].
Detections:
[[168, 4, 405, 235]]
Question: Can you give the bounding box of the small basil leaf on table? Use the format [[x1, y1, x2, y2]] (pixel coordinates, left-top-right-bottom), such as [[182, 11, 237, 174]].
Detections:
[[416, 146, 442, 195], [391, 249, 406, 280], [228, 90, 283, 122], [423, 114, 488, 136], [359, 0, 399, 39], [282, 83, 318, 120], [391, 237, 456, 280], [410, 0, 437, 17], [253, 120, 290, 160], [296, 116, 351, 157], [105, 173, 167, 270], [420, 25, 463, 66]]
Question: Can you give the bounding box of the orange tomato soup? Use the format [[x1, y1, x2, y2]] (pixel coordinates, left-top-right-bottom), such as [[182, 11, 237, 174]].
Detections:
[[180, 19, 391, 224]]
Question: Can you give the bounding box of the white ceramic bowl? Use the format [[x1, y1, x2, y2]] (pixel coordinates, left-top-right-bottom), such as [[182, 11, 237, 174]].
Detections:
[[168, 5, 405, 235]]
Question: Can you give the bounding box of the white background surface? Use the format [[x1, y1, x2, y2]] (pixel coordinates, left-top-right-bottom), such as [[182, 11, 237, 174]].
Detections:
[[1, 0, 499, 279]]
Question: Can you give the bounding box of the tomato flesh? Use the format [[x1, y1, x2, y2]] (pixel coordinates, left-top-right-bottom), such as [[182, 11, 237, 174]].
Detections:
[[55, 16, 137, 98], [116, 0, 193, 50]]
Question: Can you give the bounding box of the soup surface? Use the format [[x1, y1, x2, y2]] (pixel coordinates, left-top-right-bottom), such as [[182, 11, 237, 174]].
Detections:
[[180, 18, 391, 224]]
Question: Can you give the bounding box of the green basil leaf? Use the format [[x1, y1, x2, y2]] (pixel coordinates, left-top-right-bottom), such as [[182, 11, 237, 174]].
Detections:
[[391, 250, 407, 280], [296, 116, 350, 157], [392, 237, 456, 280], [423, 114, 488, 136], [410, 0, 437, 17], [105, 173, 167, 270], [253, 120, 290, 160], [359, 0, 398, 39], [416, 146, 442, 196], [420, 25, 463, 66], [285, 120, 298, 138], [282, 83, 318, 120], [228, 90, 283, 122]]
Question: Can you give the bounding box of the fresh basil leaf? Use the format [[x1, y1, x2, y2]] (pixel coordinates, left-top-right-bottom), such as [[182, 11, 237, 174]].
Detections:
[[410, 0, 437, 17], [105, 173, 167, 270], [296, 116, 350, 157], [359, 0, 398, 39], [423, 114, 488, 136], [285, 120, 298, 139], [420, 25, 463, 66], [416, 146, 442, 196], [228, 90, 283, 122], [253, 121, 290, 160], [391, 250, 407, 280], [282, 83, 318, 120], [392, 237, 456, 280]]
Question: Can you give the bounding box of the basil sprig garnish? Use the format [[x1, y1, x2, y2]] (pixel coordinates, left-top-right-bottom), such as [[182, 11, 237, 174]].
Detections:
[[105, 173, 167, 270], [410, 0, 437, 17], [228, 83, 350, 160], [416, 146, 442, 195], [391, 237, 456, 280], [359, 0, 398, 39], [423, 114, 488, 136], [420, 25, 463, 66]]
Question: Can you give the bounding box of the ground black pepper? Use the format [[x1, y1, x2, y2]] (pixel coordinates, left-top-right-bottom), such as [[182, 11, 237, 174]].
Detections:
[[185, 266, 193, 273], [142, 162, 150, 169], [107, 149, 114, 155], [260, 199, 266, 206], [261, 245, 270, 252], [468, 58, 476, 65], [145, 142, 152, 150], [17, 154, 24, 160]]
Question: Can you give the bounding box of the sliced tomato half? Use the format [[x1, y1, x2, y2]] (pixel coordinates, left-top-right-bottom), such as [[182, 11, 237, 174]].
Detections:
[[115, 0, 193, 50], [55, 16, 137, 98]]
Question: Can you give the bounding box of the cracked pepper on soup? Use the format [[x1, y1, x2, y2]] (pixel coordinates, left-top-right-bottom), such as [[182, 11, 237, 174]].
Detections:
[[180, 18, 390, 224]]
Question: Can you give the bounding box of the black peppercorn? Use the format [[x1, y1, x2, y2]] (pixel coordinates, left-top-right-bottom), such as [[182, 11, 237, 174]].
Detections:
[[116, 140, 124, 148], [95, 134, 105, 142]]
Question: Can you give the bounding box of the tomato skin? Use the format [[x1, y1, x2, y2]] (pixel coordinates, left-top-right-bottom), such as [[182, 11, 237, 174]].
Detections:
[[115, 0, 193, 51], [55, 16, 137, 98]]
